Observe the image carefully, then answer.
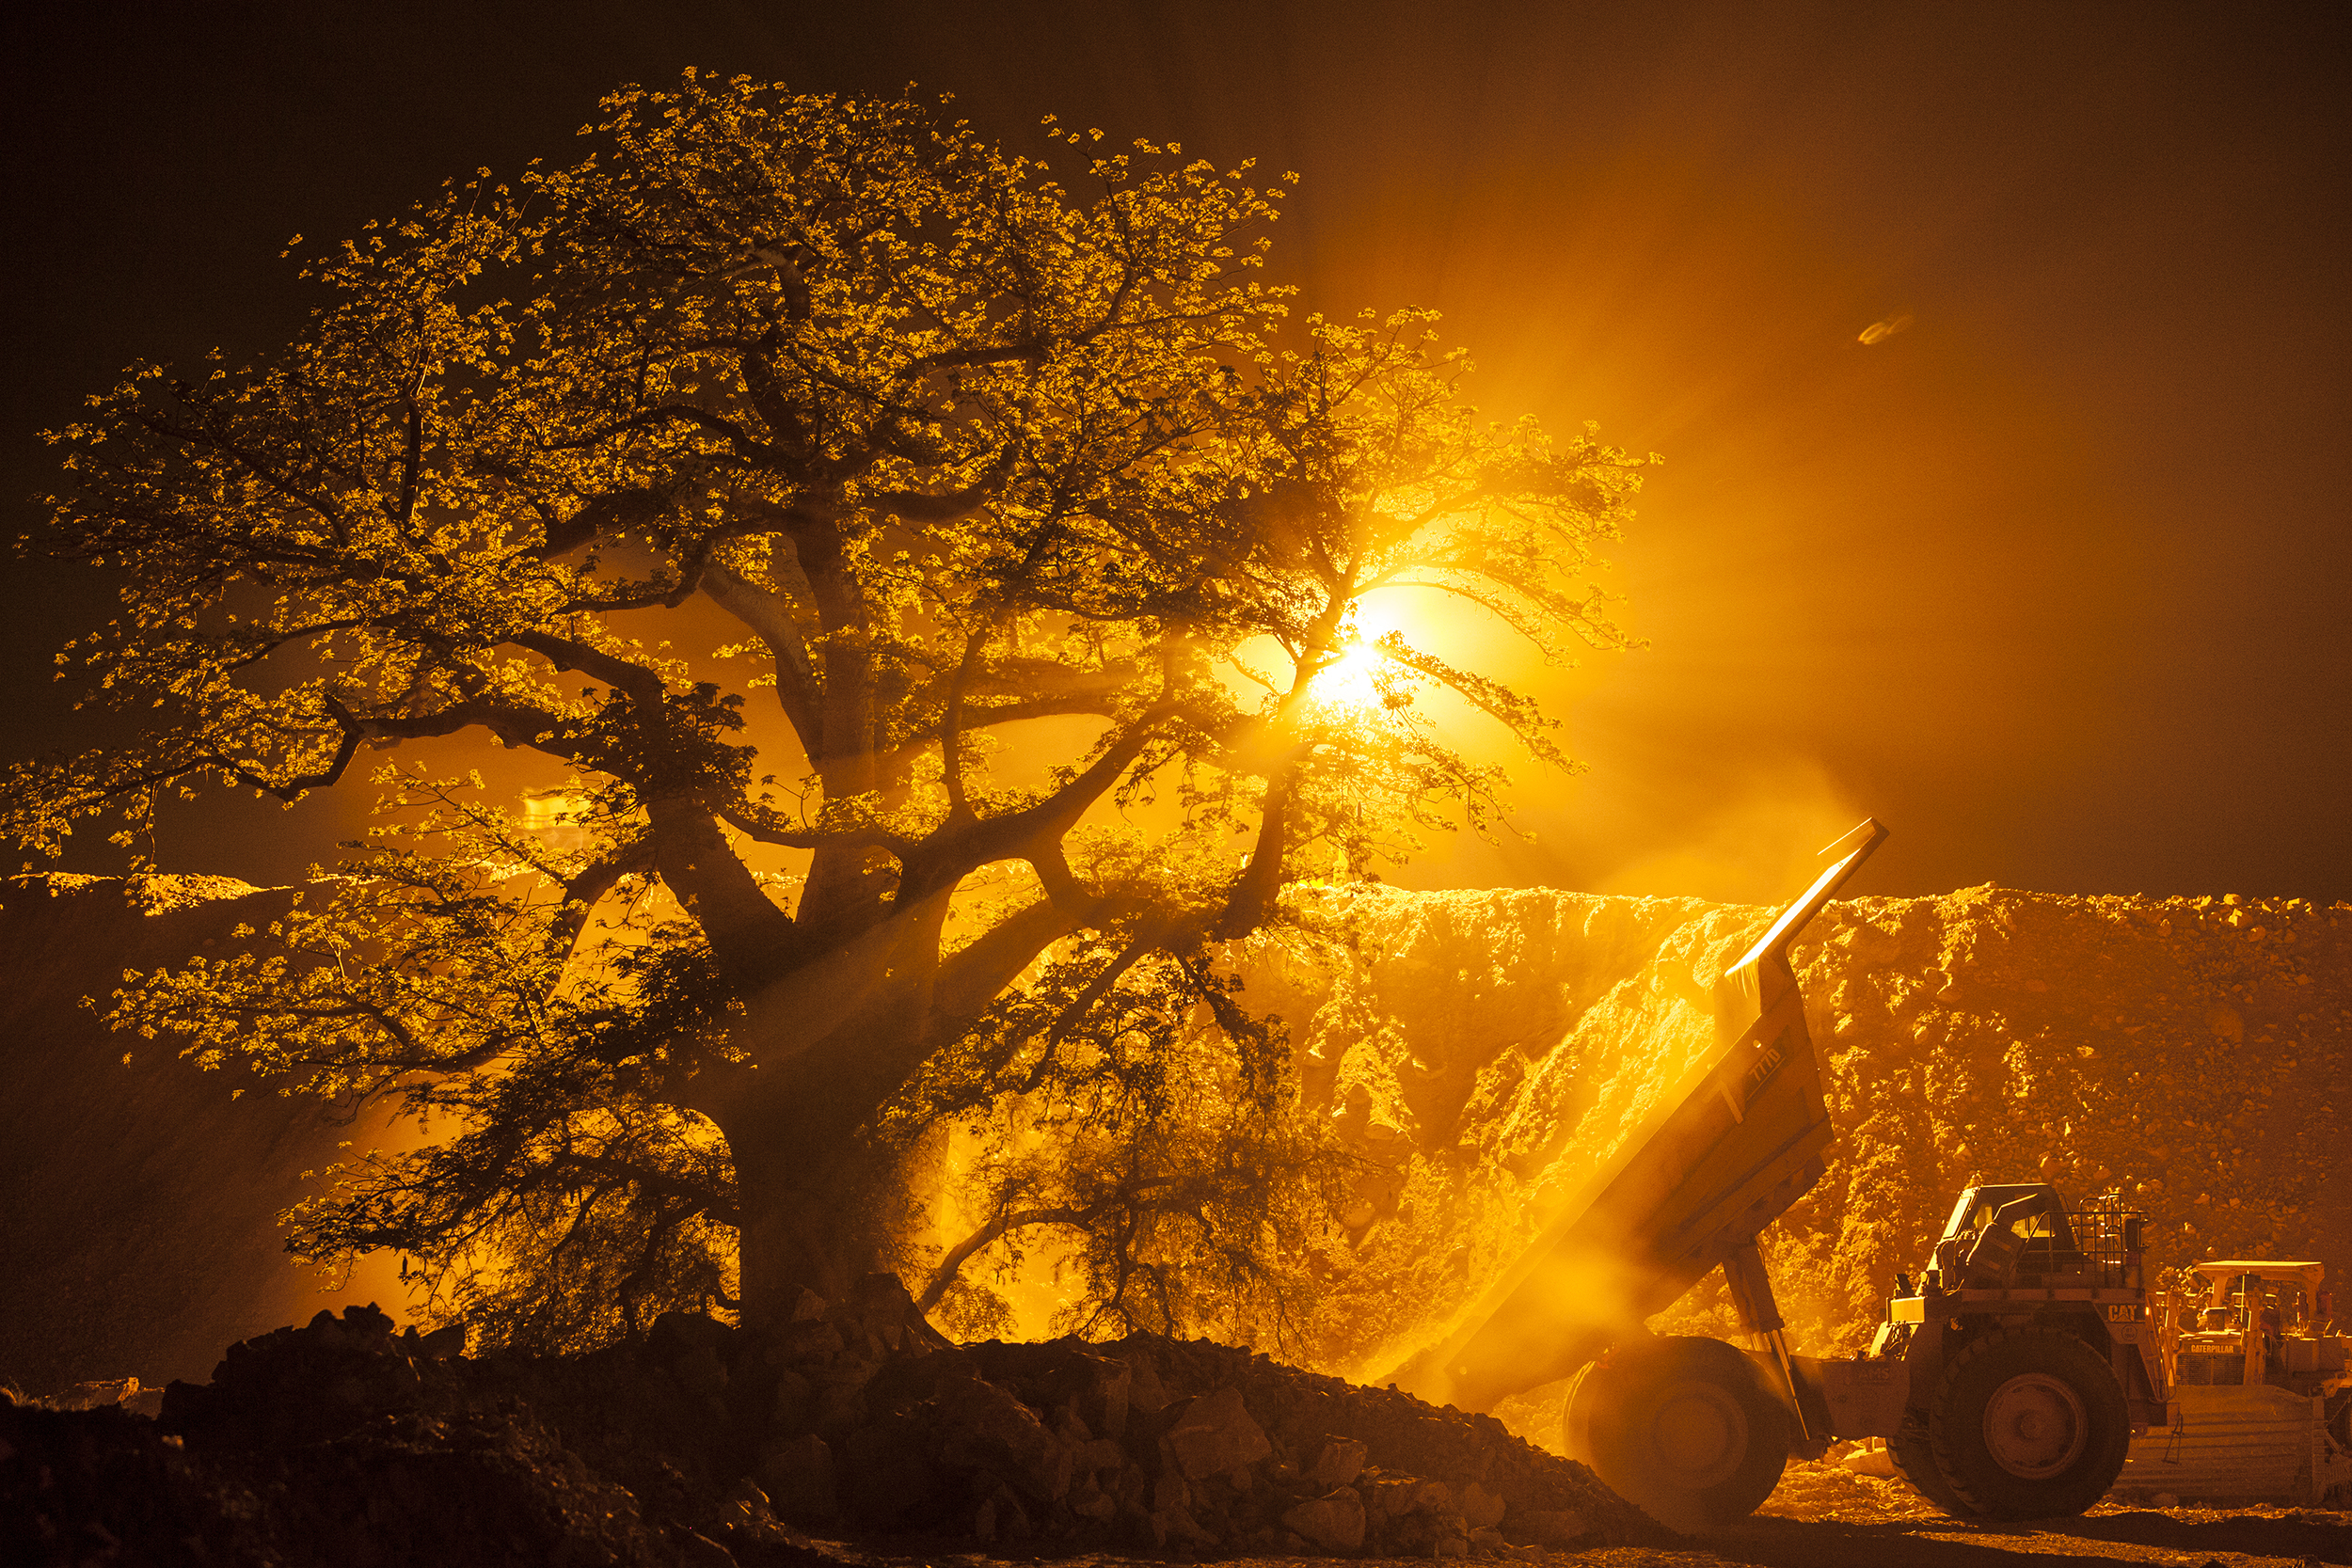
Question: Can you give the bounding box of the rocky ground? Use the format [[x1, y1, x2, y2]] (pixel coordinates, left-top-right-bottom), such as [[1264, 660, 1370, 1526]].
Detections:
[[8, 1287, 2346, 1567], [1, 1282, 1662, 1566]]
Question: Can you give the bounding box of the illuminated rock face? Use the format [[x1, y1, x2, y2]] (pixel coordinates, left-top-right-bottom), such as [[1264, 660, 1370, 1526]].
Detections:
[[0, 876, 404, 1395], [1248, 885, 2351, 1384]]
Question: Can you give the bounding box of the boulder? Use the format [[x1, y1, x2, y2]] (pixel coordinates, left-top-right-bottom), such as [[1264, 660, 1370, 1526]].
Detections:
[[774, 1319, 847, 1362], [1068, 1472, 1119, 1521], [770, 1367, 814, 1432], [807, 1354, 878, 1434], [416, 1323, 466, 1360], [1283, 1486, 1367, 1551], [1121, 1351, 1172, 1413], [713, 1476, 804, 1547], [861, 1344, 979, 1415], [1151, 1470, 1189, 1513], [755, 1433, 838, 1523], [1840, 1444, 1897, 1477], [1308, 1433, 1370, 1490], [342, 1303, 396, 1342], [1369, 1474, 1452, 1517], [670, 1344, 728, 1400], [1162, 1386, 1272, 1480], [1152, 1499, 1216, 1548], [973, 1481, 1031, 1543], [935, 1376, 1072, 1502], [840, 1412, 944, 1527], [1461, 1479, 1506, 1529], [1039, 1350, 1133, 1440]]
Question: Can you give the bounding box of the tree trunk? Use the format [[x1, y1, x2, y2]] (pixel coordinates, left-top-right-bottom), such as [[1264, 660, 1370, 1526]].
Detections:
[[731, 1136, 896, 1315], [719, 967, 946, 1325]]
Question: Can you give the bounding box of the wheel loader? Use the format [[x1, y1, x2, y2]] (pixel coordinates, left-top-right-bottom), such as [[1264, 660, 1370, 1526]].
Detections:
[[1386, 819, 2172, 1528]]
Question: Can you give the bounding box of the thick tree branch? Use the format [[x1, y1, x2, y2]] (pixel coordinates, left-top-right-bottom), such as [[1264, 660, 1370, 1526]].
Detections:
[[703, 560, 822, 757], [644, 793, 795, 975], [713, 801, 913, 857], [507, 631, 667, 703], [914, 1203, 1088, 1314], [554, 836, 655, 958], [207, 693, 366, 802], [902, 700, 1181, 899]]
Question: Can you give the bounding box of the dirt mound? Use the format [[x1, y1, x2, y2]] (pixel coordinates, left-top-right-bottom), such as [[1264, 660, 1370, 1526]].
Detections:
[[1246, 883, 2350, 1382], [2, 1282, 1669, 1565]]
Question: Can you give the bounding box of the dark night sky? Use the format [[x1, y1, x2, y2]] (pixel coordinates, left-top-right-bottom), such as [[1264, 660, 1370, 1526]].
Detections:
[[4, 1, 2345, 903]]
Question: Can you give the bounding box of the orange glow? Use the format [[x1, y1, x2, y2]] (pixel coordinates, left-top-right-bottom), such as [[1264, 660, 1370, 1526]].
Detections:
[[1305, 641, 1386, 709]]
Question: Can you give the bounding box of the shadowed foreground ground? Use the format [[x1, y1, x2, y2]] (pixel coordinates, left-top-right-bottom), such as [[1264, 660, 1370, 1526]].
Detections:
[[786, 1502, 2352, 1568], [6, 1290, 2345, 1568], [776, 1501, 2352, 1568]]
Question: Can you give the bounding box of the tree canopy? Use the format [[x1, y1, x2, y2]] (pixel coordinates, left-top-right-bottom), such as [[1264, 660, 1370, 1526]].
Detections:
[[9, 73, 1645, 1352]]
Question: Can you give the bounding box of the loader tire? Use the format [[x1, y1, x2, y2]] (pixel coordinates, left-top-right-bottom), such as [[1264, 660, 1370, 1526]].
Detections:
[[1927, 1325, 2130, 1519], [1563, 1336, 1789, 1530], [1887, 1417, 1970, 1519]]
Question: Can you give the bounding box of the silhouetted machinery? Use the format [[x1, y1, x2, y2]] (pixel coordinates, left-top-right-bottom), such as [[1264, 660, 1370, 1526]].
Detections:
[[1388, 820, 2172, 1528], [2118, 1259, 2352, 1503]]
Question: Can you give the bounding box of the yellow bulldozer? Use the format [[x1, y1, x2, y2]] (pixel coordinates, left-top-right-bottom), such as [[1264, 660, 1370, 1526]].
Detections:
[[2117, 1259, 2352, 1504]]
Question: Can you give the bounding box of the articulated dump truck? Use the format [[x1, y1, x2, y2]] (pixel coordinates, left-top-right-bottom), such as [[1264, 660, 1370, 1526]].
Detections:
[[1388, 820, 2172, 1528]]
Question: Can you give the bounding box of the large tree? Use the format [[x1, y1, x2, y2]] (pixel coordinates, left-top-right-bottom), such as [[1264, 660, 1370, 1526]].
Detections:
[[9, 74, 1645, 1349]]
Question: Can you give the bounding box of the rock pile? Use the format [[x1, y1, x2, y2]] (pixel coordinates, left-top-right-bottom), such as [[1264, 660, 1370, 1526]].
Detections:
[[2, 1283, 1668, 1566], [641, 1275, 1657, 1556]]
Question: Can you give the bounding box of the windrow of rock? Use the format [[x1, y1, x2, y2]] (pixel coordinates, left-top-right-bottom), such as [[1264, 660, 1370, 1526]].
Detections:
[[2, 1282, 1666, 1566]]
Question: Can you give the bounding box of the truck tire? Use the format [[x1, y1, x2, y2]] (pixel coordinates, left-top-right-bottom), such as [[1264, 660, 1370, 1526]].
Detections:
[[1563, 1336, 1789, 1529], [1887, 1417, 1970, 1519], [1926, 1325, 2130, 1519]]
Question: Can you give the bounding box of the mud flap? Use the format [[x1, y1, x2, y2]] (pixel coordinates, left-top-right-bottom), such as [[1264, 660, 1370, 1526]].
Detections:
[[1787, 1354, 1907, 1440]]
